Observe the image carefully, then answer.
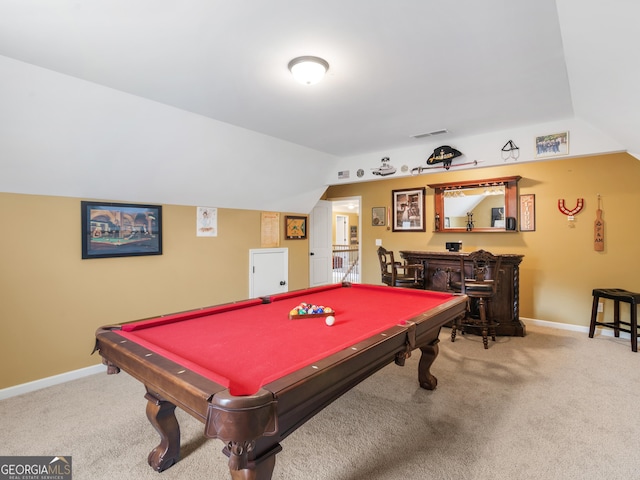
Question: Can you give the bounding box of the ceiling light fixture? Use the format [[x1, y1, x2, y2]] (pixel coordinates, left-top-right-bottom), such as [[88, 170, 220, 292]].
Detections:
[[288, 56, 329, 85]]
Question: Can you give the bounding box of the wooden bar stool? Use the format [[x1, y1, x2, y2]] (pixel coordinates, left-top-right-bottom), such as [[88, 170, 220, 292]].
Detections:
[[451, 250, 503, 349], [589, 288, 640, 352]]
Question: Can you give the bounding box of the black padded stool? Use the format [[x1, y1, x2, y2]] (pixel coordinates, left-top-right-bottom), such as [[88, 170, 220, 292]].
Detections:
[[589, 288, 640, 352]]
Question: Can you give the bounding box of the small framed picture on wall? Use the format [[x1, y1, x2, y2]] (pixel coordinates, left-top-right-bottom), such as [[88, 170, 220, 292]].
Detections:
[[535, 132, 569, 158], [372, 207, 386, 226], [285, 215, 307, 239]]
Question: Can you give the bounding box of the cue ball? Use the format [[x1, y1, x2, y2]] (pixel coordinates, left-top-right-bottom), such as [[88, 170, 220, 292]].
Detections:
[[325, 315, 335, 326]]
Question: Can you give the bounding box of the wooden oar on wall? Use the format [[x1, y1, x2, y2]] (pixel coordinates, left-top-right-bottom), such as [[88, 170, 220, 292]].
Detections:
[[594, 195, 604, 251]]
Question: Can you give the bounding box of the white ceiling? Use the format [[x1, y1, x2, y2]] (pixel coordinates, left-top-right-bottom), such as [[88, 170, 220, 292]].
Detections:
[[332, 199, 360, 215], [0, 0, 585, 158]]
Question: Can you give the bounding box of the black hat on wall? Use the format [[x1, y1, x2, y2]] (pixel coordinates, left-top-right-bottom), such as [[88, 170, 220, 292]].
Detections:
[[427, 145, 463, 166]]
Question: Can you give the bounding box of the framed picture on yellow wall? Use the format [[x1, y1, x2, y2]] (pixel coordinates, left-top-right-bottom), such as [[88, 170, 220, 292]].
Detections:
[[372, 207, 386, 226], [392, 187, 425, 232], [81, 201, 162, 259], [285, 215, 307, 239]]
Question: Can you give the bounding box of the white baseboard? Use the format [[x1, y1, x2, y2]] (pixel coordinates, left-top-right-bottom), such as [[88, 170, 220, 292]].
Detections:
[[522, 317, 631, 338], [0, 364, 107, 401]]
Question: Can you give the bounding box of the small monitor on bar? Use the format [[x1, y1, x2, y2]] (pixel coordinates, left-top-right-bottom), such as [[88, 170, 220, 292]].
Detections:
[[446, 242, 462, 252]]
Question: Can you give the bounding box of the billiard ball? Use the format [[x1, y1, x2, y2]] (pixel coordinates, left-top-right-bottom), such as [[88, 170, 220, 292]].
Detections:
[[325, 315, 335, 326]]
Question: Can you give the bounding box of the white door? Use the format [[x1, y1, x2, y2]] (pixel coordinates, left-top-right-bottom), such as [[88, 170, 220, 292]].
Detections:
[[309, 200, 333, 287], [336, 215, 348, 245], [249, 248, 288, 298]]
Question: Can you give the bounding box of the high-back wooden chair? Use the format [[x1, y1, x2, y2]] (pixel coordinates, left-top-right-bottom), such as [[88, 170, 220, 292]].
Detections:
[[377, 246, 424, 289], [451, 249, 503, 349]]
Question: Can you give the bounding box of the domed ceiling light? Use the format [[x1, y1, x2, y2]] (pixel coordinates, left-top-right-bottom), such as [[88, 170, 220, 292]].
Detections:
[[288, 56, 329, 85]]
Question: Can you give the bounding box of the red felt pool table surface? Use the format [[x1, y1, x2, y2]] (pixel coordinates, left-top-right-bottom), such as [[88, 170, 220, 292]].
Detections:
[[115, 283, 456, 395]]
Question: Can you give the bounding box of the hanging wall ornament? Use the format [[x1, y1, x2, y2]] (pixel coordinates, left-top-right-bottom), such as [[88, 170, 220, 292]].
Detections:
[[426, 145, 462, 169], [501, 140, 520, 161], [594, 195, 604, 251], [371, 157, 397, 176], [558, 198, 584, 227]]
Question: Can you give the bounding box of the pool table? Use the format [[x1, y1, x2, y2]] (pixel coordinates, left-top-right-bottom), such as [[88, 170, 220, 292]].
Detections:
[[94, 283, 467, 479]]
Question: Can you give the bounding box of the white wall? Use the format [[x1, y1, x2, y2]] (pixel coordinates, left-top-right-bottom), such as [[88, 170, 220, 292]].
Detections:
[[0, 56, 338, 213], [323, 116, 628, 186]]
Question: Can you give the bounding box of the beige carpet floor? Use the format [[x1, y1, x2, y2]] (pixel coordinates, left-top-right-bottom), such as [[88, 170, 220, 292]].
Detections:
[[2, 324, 639, 480]]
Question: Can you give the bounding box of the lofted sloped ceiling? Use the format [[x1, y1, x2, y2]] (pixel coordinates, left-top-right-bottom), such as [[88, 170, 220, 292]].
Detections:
[[0, 0, 638, 213]]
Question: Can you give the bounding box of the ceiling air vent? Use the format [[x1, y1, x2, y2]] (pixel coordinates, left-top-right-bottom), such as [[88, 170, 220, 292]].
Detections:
[[411, 129, 449, 139]]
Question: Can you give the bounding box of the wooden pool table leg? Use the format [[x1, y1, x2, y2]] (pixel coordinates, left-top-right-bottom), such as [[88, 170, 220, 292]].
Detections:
[[207, 388, 279, 479], [226, 442, 281, 480], [144, 390, 180, 472], [418, 338, 440, 390]]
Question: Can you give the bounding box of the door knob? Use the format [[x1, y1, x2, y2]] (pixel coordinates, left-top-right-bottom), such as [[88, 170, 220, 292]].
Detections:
[[279, 281, 286, 286]]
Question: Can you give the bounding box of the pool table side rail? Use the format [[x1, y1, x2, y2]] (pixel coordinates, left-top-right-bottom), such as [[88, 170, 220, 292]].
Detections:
[[259, 294, 468, 444], [95, 328, 226, 423]]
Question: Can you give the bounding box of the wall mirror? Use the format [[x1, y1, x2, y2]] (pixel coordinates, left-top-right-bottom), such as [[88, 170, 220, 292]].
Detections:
[[428, 176, 521, 232]]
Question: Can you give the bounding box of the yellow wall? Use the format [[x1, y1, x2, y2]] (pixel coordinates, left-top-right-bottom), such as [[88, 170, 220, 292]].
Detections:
[[0, 194, 309, 389], [325, 153, 640, 328]]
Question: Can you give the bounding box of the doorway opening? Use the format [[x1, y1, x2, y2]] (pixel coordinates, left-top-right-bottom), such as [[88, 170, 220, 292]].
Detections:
[[329, 197, 361, 283]]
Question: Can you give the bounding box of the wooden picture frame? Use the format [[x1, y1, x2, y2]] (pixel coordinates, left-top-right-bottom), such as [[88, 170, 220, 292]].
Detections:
[[535, 132, 569, 158], [392, 187, 425, 232], [372, 207, 386, 226], [81, 201, 162, 259], [285, 215, 307, 239], [519, 194, 536, 232]]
